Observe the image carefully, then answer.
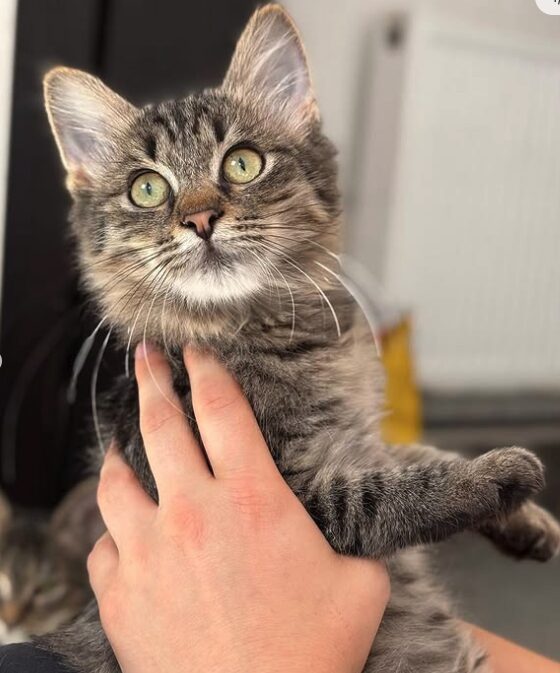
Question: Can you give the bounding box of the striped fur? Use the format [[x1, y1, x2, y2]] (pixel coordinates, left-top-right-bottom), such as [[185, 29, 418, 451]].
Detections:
[[41, 5, 558, 672]]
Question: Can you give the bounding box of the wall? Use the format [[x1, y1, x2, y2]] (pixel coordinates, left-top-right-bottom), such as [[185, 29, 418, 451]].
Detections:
[[285, 0, 560, 195], [285, 0, 560, 394]]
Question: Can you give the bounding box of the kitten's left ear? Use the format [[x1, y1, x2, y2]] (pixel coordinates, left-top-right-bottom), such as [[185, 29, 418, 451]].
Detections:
[[44, 67, 137, 189], [222, 4, 318, 130]]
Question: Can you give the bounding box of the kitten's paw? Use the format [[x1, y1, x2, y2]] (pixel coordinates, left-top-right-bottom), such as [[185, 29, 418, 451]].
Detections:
[[473, 447, 545, 513], [516, 504, 560, 562], [485, 502, 560, 562]]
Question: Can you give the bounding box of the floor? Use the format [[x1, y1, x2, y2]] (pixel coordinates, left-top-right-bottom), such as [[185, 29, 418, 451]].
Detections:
[[425, 431, 560, 660], [436, 532, 560, 660]]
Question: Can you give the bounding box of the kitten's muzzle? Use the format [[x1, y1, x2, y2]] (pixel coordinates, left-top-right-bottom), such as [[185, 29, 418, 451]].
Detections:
[[180, 209, 221, 241]]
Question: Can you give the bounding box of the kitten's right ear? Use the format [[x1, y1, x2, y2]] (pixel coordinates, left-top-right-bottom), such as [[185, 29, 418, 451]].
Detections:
[[44, 67, 136, 189], [222, 4, 318, 131]]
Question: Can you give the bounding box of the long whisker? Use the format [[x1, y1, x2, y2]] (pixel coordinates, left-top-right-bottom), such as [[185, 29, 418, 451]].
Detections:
[[91, 329, 112, 454], [262, 255, 297, 341], [122, 259, 175, 375], [125, 300, 147, 378], [85, 240, 176, 269], [245, 248, 279, 305], [264, 232, 340, 262], [314, 260, 381, 356], [160, 280, 175, 363], [68, 316, 107, 404], [139, 262, 195, 421], [253, 239, 342, 338], [108, 250, 181, 328], [91, 247, 174, 302]]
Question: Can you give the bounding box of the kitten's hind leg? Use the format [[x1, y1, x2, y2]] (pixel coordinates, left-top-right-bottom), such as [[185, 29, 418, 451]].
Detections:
[[479, 501, 560, 562], [294, 447, 545, 559]]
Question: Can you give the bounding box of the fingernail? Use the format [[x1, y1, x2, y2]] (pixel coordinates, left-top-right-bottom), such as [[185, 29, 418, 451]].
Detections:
[[135, 342, 154, 360]]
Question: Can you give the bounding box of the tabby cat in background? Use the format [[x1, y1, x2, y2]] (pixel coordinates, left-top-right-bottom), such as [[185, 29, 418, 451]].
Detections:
[[41, 4, 560, 672], [0, 479, 101, 644]]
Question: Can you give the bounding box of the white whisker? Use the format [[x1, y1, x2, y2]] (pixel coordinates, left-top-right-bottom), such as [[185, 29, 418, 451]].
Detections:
[[68, 316, 107, 404], [125, 300, 147, 378], [91, 329, 112, 454], [265, 256, 297, 341], [141, 270, 192, 420], [314, 260, 381, 357], [281, 256, 341, 338]]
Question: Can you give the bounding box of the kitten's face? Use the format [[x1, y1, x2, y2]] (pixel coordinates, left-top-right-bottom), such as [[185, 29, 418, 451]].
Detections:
[[0, 480, 102, 643], [44, 5, 340, 345]]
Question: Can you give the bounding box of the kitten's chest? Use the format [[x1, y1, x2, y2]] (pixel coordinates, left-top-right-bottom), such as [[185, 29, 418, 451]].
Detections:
[[112, 346, 351, 496]]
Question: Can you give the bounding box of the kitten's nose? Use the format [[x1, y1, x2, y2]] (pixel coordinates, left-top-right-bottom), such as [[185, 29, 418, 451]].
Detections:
[[180, 209, 219, 241]]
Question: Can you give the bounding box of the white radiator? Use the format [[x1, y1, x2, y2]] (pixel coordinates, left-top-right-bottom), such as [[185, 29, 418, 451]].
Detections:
[[350, 13, 560, 392]]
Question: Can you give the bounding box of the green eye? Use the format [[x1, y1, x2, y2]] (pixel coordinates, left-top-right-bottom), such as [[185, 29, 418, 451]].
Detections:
[[222, 148, 263, 184], [129, 172, 170, 208]]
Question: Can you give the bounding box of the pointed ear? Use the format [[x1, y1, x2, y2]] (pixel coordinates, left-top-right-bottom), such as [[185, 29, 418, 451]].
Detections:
[[222, 4, 318, 129], [44, 67, 136, 188], [49, 477, 104, 560]]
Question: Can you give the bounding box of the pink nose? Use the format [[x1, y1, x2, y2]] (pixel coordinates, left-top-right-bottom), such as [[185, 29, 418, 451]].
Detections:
[[180, 210, 219, 241]]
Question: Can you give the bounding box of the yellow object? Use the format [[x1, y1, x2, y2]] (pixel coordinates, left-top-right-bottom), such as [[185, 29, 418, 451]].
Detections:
[[380, 316, 422, 444]]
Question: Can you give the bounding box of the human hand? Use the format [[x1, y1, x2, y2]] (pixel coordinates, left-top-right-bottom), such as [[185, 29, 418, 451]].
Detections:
[[88, 345, 390, 673]]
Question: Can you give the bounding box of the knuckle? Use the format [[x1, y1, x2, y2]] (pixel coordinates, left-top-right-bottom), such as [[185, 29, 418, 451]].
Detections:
[[136, 351, 169, 384], [86, 548, 98, 576], [140, 402, 179, 437], [164, 498, 207, 547], [96, 475, 112, 509], [374, 565, 391, 604], [366, 562, 391, 603], [197, 382, 238, 416], [98, 589, 121, 628], [226, 478, 276, 522], [349, 559, 391, 607], [87, 535, 111, 575], [98, 464, 134, 504]]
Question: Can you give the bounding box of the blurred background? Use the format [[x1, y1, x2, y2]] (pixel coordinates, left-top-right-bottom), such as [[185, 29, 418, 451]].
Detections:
[[0, 0, 558, 656]]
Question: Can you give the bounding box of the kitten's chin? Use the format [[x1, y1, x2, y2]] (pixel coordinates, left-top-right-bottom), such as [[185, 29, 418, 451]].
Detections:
[[171, 264, 262, 305]]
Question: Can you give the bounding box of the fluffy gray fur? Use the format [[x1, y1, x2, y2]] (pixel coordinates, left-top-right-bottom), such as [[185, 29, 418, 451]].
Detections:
[[41, 5, 560, 672]]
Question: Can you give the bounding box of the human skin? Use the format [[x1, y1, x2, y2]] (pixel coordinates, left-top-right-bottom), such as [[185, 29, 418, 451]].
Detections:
[[88, 344, 390, 673], [468, 624, 560, 673]]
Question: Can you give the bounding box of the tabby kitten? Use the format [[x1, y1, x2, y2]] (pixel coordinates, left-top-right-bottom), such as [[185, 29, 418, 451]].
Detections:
[[42, 5, 560, 673], [0, 479, 101, 644]]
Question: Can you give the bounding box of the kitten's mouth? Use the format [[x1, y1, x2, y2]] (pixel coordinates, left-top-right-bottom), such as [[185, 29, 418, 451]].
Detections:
[[197, 241, 227, 267], [190, 239, 247, 269]]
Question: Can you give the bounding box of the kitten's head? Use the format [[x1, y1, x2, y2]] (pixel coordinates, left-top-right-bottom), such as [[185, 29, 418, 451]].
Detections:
[[0, 479, 102, 643], [44, 4, 340, 345]]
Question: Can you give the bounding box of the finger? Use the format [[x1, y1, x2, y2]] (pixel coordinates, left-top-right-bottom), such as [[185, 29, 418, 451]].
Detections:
[[97, 445, 156, 546], [135, 343, 211, 497], [88, 532, 118, 599], [184, 348, 279, 481]]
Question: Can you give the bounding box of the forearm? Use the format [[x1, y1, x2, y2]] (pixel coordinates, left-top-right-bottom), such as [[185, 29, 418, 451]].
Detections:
[[467, 624, 560, 673]]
